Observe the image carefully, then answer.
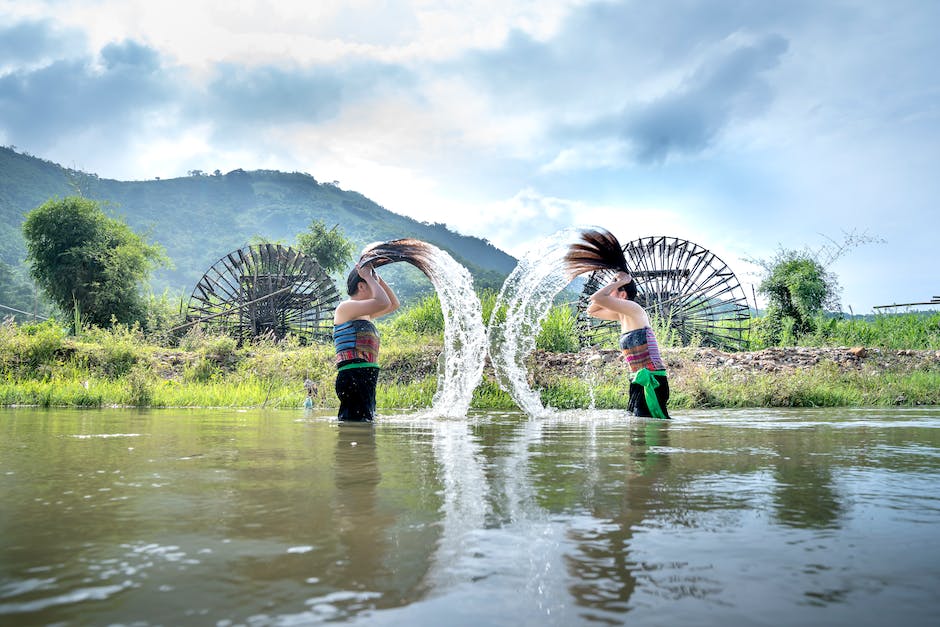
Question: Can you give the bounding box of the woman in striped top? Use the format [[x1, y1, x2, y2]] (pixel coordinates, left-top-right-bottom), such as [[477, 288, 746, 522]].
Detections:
[[332, 262, 400, 421], [587, 272, 670, 419]]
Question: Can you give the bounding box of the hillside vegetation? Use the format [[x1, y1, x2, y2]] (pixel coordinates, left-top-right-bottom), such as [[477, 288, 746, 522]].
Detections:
[[0, 146, 515, 309]]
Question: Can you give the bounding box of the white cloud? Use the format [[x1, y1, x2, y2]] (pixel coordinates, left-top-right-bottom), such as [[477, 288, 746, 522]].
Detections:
[[10, 0, 584, 67], [2, 0, 939, 311]]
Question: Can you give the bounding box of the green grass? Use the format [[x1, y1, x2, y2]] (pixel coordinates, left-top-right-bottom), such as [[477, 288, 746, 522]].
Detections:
[[1, 309, 939, 410], [801, 312, 940, 350], [669, 361, 940, 409], [535, 305, 580, 353], [2, 361, 938, 410], [381, 293, 445, 337], [378, 377, 437, 409]]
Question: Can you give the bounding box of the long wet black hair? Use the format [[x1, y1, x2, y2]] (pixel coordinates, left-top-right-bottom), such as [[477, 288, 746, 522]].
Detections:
[[347, 238, 435, 295], [563, 228, 637, 299]]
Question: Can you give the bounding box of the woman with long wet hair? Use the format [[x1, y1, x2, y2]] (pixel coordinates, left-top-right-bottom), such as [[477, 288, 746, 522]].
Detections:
[[564, 228, 670, 419], [333, 261, 399, 422], [357, 238, 435, 278], [333, 239, 433, 422]]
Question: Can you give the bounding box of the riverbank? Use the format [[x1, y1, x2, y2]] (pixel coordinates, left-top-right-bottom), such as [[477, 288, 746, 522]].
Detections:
[[2, 333, 939, 409], [531, 345, 940, 409]]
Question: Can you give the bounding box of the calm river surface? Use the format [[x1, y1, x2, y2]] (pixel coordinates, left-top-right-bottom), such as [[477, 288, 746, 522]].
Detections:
[[2, 407, 939, 626]]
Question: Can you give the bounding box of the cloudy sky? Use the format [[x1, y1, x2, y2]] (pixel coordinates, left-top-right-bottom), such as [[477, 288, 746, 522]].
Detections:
[[1, 0, 938, 312]]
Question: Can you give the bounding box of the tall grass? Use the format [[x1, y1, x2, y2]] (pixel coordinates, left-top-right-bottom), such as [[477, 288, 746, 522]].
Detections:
[[671, 361, 940, 408], [76, 323, 148, 377], [0, 319, 68, 378], [801, 312, 940, 349], [479, 289, 503, 326], [382, 293, 444, 337], [381, 290, 580, 352], [535, 304, 579, 353], [2, 302, 939, 410]]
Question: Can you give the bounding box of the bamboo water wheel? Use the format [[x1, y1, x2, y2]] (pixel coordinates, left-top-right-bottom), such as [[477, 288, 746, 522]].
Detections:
[[185, 244, 339, 343], [575, 236, 751, 351]]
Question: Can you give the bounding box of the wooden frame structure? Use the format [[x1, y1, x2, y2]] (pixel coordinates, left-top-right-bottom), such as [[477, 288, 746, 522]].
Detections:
[[184, 244, 339, 343], [873, 296, 940, 309], [575, 236, 751, 351]]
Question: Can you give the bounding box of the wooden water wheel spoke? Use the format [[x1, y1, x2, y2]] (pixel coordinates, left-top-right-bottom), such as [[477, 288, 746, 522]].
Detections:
[[664, 274, 739, 312], [577, 236, 751, 351], [184, 244, 340, 344]]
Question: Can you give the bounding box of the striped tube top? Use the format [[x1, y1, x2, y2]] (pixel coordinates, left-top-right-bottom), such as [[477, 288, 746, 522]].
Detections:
[[619, 326, 666, 373], [334, 319, 380, 368]]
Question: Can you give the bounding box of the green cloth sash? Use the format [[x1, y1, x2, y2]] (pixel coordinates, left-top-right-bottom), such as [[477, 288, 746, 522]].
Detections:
[[631, 368, 668, 419], [337, 362, 380, 372]]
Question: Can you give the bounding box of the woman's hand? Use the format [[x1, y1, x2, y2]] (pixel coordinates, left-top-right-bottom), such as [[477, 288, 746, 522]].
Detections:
[[616, 271, 633, 284], [357, 263, 375, 280]]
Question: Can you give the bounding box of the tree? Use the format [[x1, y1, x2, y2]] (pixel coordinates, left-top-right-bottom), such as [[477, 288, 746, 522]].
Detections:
[[757, 250, 836, 341], [22, 196, 165, 329], [295, 220, 354, 276], [748, 230, 883, 345]]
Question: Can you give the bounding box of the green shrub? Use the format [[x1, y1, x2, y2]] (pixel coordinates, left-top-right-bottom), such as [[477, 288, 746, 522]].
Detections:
[[202, 334, 238, 363], [179, 325, 239, 363], [125, 362, 155, 406], [383, 293, 444, 336], [143, 290, 186, 345], [183, 357, 220, 383], [0, 319, 68, 377], [480, 289, 505, 326], [79, 323, 145, 378], [535, 305, 579, 353]]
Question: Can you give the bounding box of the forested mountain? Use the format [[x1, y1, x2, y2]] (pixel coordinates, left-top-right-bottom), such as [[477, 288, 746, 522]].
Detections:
[[0, 147, 516, 311]]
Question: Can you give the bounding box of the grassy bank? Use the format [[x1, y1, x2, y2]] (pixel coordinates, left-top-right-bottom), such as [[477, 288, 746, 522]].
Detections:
[[1, 306, 939, 411]]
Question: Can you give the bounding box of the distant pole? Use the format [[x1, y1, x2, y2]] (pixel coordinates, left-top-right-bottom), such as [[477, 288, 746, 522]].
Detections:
[[873, 299, 940, 309]]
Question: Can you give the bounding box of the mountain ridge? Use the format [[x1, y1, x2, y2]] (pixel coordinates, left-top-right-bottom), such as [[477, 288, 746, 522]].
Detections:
[[0, 146, 516, 305]]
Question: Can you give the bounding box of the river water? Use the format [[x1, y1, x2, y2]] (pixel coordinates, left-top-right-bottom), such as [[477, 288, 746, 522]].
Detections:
[[2, 407, 939, 626]]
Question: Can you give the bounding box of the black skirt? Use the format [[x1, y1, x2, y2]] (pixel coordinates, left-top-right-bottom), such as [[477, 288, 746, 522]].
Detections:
[[627, 374, 671, 419], [335, 367, 379, 422]]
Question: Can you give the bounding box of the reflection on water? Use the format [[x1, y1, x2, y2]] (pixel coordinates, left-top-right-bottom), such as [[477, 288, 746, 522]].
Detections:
[[2, 407, 940, 626], [562, 421, 671, 621]]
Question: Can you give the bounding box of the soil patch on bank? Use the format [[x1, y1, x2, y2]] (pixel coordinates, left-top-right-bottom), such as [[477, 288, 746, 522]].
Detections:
[[531, 346, 940, 378]]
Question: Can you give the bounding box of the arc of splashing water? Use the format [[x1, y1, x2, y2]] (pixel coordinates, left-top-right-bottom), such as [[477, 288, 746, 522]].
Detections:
[[418, 244, 488, 417], [486, 229, 580, 418], [377, 231, 578, 418]]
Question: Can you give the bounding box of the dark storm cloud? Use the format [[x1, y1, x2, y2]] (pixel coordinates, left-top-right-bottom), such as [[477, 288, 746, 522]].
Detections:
[[0, 37, 178, 148], [0, 19, 85, 66]]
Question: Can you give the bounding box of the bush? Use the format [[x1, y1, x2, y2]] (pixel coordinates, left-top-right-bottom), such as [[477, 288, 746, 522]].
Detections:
[[125, 362, 155, 406], [201, 335, 238, 364], [143, 290, 186, 345], [383, 293, 444, 336], [183, 357, 220, 383], [79, 323, 145, 378], [0, 319, 68, 377], [536, 305, 579, 353], [179, 325, 239, 362]]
